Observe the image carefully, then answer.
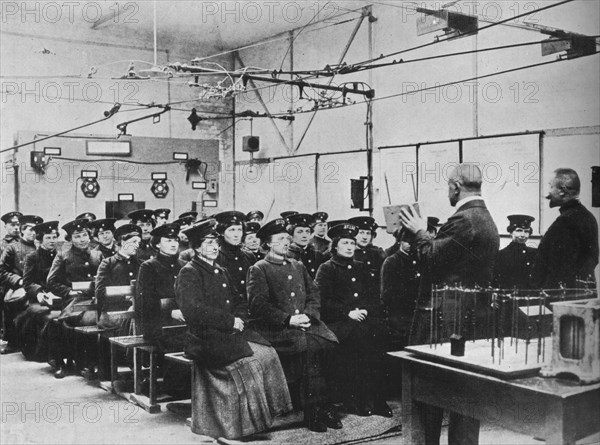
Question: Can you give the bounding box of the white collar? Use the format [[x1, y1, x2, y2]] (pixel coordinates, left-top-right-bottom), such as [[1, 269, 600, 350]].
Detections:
[[455, 196, 484, 211]]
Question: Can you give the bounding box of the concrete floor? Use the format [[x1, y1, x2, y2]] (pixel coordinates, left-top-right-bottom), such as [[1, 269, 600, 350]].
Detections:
[[1, 352, 598, 444]]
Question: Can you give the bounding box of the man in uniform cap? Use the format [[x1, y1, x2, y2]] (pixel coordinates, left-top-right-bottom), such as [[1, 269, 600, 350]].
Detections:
[[286, 213, 325, 279], [128, 209, 157, 262], [309, 212, 331, 254], [0, 215, 43, 354], [247, 218, 341, 433], [494, 215, 537, 289], [243, 222, 264, 261], [1, 211, 23, 253], [46, 218, 103, 377], [154, 209, 171, 228], [214, 211, 255, 300], [347, 216, 387, 280], [19, 221, 61, 360], [246, 210, 264, 224], [91, 219, 118, 259]]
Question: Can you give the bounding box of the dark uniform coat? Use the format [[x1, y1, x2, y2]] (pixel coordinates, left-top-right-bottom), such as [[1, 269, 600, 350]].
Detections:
[[380, 248, 423, 340], [354, 244, 387, 280], [286, 243, 325, 279], [175, 256, 268, 366], [315, 255, 384, 340], [247, 254, 337, 354], [95, 253, 140, 315], [23, 247, 57, 300], [494, 242, 537, 289], [315, 254, 389, 406], [93, 242, 117, 259], [137, 253, 185, 341], [1, 234, 19, 254], [309, 236, 330, 255], [136, 240, 157, 263], [533, 200, 599, 288], [0, 238, 36, 289], [19, 247, 59, 360], [46, 245, 102, 303], [216, 242, 255, 299], [414, 199, 499, 287]]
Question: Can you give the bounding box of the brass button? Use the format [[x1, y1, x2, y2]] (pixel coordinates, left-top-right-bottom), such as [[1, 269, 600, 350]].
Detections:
[[214, 269, 219, 274], [291, 292, 295, 297], [288, 275, 292, 280], [222, 283, 227, 287], [84, 262, 89, 266], [129, 272, 133, 276], [348, 265, 352, 269], [241, 280, 245, 284], [294, 309, 299, 314], [351, 277, 356, 282], [354, 293, 358, 297], [226, 300, 230, 304], [238, 267, 243, 271]]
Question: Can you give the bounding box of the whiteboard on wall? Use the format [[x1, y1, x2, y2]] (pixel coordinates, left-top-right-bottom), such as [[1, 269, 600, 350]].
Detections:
[[418, 142, 460, 224], [462, 134, 540, 235]]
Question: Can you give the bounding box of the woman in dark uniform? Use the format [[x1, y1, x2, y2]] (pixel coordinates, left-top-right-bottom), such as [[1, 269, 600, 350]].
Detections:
[[347, 216, 387, 280], [247, 218, 341, 433], [315, 222, 392, 418], [242, 221, 264, 262], [175, 219, 291, 440], [46, 219, 102, 378], [136, 223, 186, 349], [214, 211, 256, 299], [285, 213, 326, 279]]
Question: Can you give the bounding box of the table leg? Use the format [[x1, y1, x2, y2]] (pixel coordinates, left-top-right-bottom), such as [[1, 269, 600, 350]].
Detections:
[[149, 350, 156, 405], [401, 360, 427, 444], [110, 342, 118, 393], [133, 348, 142, 395]]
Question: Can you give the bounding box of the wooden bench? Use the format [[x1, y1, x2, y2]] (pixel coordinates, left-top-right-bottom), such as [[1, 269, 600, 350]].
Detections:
[[74, 283, 135, 381], [164, 351, 195, 424], [109, 324, 188, 413]]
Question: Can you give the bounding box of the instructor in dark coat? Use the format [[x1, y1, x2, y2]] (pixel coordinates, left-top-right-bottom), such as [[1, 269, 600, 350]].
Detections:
[[533, 168, 599, 288], [400, 163, 500, 445]]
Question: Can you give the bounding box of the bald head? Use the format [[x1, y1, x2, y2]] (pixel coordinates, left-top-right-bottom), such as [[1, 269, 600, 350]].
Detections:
[[447, 163, 482, 206], [448, 163, 483, 192]]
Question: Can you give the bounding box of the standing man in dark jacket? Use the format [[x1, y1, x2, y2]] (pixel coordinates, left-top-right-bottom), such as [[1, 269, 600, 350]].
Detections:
[[0, 214, 43, 354], [400, 163, 499, 445], [494, 215, 537, 289], [533, 168, 599, 288]]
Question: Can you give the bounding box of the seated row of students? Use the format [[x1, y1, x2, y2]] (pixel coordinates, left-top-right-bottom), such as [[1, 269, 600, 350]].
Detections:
[[0, 209, 394, 439]]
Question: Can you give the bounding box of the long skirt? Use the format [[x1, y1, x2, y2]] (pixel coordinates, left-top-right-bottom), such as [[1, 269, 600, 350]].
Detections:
[[192, 342, 293, 439]]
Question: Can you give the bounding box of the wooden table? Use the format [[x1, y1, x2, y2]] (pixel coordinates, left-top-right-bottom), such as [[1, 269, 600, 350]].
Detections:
[[390, 351, 600, 445]]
